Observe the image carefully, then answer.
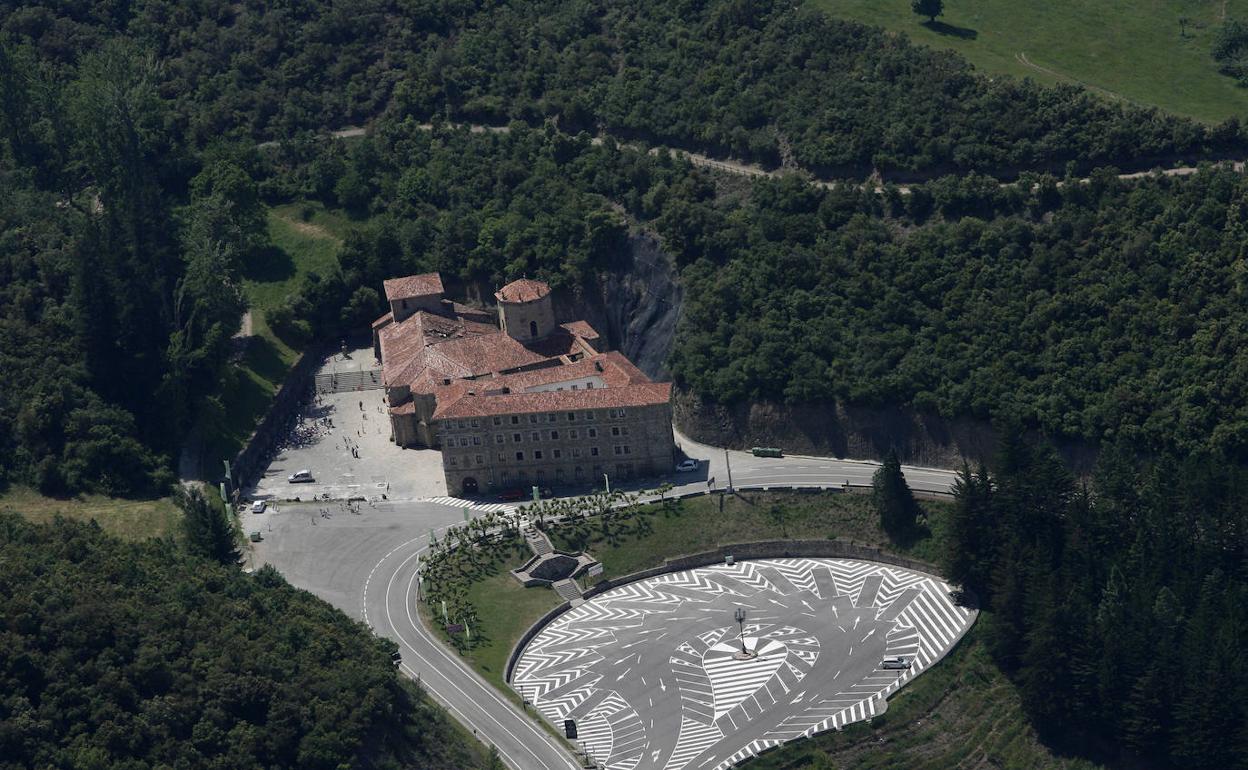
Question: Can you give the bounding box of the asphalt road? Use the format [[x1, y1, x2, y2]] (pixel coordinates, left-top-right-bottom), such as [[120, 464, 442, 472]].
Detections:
[[249, 498, 577, 769], [251, 439, 963, 769]]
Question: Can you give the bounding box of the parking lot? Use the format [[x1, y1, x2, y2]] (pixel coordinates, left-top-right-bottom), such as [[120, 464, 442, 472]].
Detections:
[[246, 347, 448, 503]]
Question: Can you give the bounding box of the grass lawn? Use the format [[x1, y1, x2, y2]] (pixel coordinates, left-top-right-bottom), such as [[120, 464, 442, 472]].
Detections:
[[811, 0, 1248, 123], [0, 485, 181, 541], [548, 490, 950, 581], [194, 201, 349, 478]]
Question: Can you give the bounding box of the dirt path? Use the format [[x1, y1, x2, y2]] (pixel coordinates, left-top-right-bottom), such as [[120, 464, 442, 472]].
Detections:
[[278, 121, 1246, 197], [1014, 51, 1136, 105]]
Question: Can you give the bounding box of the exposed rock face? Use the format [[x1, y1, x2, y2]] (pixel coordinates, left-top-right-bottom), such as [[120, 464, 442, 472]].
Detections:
[[557, 230, 684, 381], [673, 391, 1098, 472]]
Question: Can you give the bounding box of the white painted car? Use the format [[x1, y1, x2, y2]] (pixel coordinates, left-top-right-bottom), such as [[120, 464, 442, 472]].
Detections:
[[250, 500, 267, 513], [287, 469, 314, 483], [675, 459, 700, 472]]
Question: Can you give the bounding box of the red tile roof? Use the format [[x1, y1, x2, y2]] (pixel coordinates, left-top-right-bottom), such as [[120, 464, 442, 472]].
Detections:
[[495, 278, 550, 303], [371, 311, 394, 330], [384, 273, 444, 301], [560, 320, 600, 340], [433, 382, 671, 420]]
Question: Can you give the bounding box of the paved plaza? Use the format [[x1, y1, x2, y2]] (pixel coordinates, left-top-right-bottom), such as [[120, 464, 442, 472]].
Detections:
[[511, 558, 976, 770], [247, 347, 448, 503]]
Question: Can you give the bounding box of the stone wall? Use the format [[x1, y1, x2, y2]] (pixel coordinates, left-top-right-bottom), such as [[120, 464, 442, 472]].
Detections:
[[227, 345, 323, 496]]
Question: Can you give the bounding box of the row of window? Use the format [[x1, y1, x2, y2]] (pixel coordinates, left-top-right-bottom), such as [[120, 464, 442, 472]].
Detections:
[[442, 408, 632, 434], [446, 426, 632, 449], [495, 463, 636, 483], [446, 445, 631, 467]]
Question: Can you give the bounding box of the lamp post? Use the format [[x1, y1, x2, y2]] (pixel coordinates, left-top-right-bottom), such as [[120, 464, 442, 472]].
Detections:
[[734, 607, 750, 657]]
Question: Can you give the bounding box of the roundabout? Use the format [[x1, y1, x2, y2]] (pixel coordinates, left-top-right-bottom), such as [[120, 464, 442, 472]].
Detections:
[[511, 558, 975, 770]]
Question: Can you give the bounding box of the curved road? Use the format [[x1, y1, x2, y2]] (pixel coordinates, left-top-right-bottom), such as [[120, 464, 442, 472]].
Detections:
[[256, 437, 961, 769]]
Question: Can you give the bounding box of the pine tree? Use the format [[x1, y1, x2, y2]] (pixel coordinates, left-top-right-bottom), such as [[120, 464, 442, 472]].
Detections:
[[178, 485, 240, 566], [872, 448, 919, 543]]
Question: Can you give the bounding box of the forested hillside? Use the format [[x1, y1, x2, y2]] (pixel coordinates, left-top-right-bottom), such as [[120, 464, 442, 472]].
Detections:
[[943, 434, 1248, 769], [0, 513, 488, 769], [3, 0, 1242, 175], [265, 124, 1248, 462]]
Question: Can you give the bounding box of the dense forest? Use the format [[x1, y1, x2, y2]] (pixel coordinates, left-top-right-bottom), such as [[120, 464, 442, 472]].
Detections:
[[3, 0, 1243, 176], [944, 433, 1248, 769], [0, 513, 488, 769], [0, 41, 264, 495]]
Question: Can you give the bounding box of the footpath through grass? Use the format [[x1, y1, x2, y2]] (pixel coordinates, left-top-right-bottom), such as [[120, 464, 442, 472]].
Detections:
[[813, 0, 1248, 124], [0, 485, 181, 541], [195, 201, 349, 478]]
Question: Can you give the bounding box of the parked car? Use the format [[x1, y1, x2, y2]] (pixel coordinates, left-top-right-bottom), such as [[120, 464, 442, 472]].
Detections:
[[751, 447, 783, 458], [250, 500, 267, 513], [390, 650, 402, 666], [881, 656, 911, 670], [675, 459, 700, 472], [287, 470, 314, 483], [497, 488, 526, 502]]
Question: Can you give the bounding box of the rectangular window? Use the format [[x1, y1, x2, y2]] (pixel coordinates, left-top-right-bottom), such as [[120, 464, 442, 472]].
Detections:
[[585, 410, 595, 420], [614, 445, 623, 456], [553, 449, 562, 459], [573, 448, 582, 458], [495, 435, 504, 444], [472, 436, 481, 445], [568, 412, 576, 421], [547, 413, 557, 422], [515, 451, 524, 461], [459, 438, 469, 447], [623, 426, 629, 436], [511, 415, 519, 425], [550, 430, 559, 440], [588, 428, 597, 438], [529, 414, 538, 424], [612, 426, 620, 437], [498, 452, 506, 461], [618, 409, 627, 418], [475, 454, 483, 464], [586, 382, 594, 389], [534, 450, 543, 460], [493, 417, 502, 426], [570, 429, 579, 439], [531, 432, 540, 442], [449, 456, 458, 467], [624, 445, 631, 455], [470, 419, 479, 428], [513, 433, 521, 443], [591, 447, 600, 457]]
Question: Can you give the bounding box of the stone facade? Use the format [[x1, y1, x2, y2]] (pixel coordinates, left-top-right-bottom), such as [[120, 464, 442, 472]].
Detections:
[[374, 272, 675, 495], [438, 401, 674, 494]]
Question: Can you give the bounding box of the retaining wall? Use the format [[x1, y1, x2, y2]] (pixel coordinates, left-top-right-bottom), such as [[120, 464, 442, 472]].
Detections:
[[228, 344, 323, 496], [504, 538, 945, 684]]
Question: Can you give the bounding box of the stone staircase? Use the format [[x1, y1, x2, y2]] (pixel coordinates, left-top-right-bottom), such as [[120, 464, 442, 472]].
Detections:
[[523, 523, 553, 556], [552, 579, 583, 602], [314, 368, 383, 394]]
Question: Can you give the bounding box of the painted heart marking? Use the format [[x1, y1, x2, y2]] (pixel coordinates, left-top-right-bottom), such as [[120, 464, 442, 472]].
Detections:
[[701, 638, 787, 720]]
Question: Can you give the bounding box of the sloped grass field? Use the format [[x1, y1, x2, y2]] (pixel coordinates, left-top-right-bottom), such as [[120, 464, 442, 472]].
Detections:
[[814, 0, 1248, 123], [0, 486, 181, 541]]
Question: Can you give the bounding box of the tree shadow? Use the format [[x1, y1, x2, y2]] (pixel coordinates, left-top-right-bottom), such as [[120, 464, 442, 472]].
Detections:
[[241, 244, 296, 283], [242, 335, 289, 386], [923, 20, 978, 40]]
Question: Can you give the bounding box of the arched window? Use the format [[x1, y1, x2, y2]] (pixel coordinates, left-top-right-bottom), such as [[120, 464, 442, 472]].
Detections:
[[529, 320, 538, 337]]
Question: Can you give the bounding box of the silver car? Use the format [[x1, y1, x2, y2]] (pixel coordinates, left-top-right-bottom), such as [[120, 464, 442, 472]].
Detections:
[[881, 656, 911, 670]]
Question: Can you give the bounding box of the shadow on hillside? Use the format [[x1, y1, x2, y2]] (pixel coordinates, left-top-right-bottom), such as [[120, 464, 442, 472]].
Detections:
[[923, 20, 978, 40]]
